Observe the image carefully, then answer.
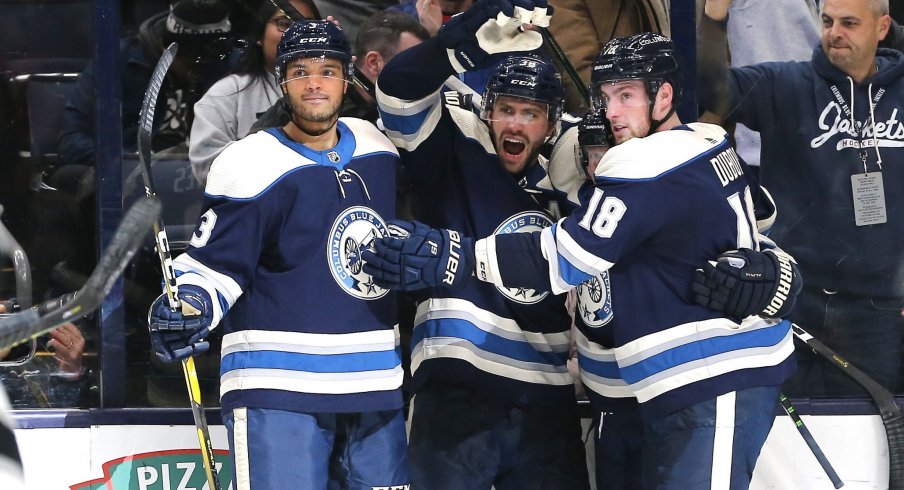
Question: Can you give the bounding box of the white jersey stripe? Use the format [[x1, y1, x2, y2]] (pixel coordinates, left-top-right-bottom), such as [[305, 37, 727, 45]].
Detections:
[[220, 366, 404, 396], [410, 340, 574, 386], [712, 391, 737, 490]]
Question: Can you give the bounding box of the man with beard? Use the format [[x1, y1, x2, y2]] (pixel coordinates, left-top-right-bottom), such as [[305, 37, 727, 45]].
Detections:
[[375, 1, 591, 488], [147, 20, 409, 490]]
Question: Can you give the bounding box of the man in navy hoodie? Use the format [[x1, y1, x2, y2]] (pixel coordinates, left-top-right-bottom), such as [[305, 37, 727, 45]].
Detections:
[[699, 0, 904, 396]]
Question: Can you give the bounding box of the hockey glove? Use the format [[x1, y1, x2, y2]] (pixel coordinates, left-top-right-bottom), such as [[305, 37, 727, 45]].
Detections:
[[692, 248, 803, 321], [437, 0, 551, 72], [148, 285, 214, 362], [362, 220, 474, 291]]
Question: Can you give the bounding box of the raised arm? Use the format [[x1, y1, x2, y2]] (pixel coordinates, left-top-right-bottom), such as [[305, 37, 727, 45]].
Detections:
[[697, 0, 741, 120]]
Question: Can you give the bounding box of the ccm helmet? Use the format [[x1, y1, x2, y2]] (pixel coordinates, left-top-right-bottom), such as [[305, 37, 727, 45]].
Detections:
[[481, 55, 565, 123], [590, 32, 682, 122], [276, 20, 354, 85]]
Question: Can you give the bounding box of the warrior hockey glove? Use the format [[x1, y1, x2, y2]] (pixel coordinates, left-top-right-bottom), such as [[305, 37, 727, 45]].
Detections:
[[437, 0, 551, 72], [362, 220, 474, 291], [148, 285, 214, 362], [692, 248, 802, 321]]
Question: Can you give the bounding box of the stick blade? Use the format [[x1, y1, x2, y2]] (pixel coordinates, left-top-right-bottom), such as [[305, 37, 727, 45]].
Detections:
[[137, 42, 178, 192], [0, 197, 162, 349]]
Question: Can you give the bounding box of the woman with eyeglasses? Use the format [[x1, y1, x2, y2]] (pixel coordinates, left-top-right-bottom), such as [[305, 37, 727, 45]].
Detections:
[[189, 0, 320, 186]]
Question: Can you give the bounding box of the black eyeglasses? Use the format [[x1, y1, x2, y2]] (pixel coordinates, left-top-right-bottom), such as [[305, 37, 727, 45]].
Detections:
[[268, 17, 293, 33]]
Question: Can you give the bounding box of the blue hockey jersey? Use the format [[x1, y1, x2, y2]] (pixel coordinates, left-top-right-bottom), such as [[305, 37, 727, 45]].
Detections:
[[476, 123, 797, 418], [377, 37, 577, 406], [172, 118, 405, 414]]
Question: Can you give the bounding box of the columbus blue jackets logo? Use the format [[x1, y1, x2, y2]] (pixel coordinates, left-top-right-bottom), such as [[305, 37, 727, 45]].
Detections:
[[493, 211, 553, 304], [328, 206, 390, 300], [576, 272, 613, 328]]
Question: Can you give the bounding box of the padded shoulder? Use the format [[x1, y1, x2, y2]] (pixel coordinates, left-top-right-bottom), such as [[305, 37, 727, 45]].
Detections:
[[205, 131, 314, 200], [596, 123, 729, 180], [447, 104, 495, 154], [341, 117, 400, 158]]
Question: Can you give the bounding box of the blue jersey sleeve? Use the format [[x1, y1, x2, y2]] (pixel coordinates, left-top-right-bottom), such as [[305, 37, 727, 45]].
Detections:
[[171, 165, 287, 329]]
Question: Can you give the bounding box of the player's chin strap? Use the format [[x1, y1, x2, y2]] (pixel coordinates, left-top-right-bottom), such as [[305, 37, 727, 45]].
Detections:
[[648, 105, 676, 133], [647, 80, 677, 134]]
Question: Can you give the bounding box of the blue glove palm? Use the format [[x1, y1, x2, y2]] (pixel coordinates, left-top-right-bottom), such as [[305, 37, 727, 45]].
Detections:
[[148, 285, 214, 362], [362, 220, 473, 291], [692, 248, 803, 321], [437, 0, 552, 72]]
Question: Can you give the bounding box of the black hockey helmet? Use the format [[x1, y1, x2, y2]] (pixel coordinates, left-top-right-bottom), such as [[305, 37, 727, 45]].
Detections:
[[589, 32, 682, 113], [481, 55, 565, 123], [578, 109, 614, 148], [276, 20, 354, 85], [576, 109, 613, 179]]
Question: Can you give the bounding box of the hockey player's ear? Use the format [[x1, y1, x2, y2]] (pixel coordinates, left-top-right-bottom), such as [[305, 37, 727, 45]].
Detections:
[[652, 82, 674, 121]]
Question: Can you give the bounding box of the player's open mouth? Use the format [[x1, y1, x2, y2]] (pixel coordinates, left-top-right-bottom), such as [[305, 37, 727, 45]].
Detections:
[[503, 138, 526, 156]]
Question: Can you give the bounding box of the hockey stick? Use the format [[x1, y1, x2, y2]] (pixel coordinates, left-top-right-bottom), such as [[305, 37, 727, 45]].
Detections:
[[138, 42, 221, 490], [0, 205, 38, 366], [778, 392, 844, 488], [792, 323, 904, 489], [0, 206, 32, 309], [538, 27, 590, 106], [0, 197, 161, 350]]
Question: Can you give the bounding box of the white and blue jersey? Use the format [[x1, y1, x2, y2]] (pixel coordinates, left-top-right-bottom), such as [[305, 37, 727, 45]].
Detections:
[[377, 37, 577, 406], [172, 118, 405, 414], [476, 123, 797, 418]]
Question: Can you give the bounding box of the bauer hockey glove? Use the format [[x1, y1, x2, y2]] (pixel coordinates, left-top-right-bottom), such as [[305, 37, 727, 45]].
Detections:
[[148, 285, 214, 362], [436, 0, 551, 72], [362, 220, 474, 291], [692, 248, 803, 321]]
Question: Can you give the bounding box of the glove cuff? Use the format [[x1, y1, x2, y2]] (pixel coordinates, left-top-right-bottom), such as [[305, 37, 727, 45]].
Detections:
[[439, 230, 474, 286], [445, 47, 474, 74], [759, 250, 799, 318]]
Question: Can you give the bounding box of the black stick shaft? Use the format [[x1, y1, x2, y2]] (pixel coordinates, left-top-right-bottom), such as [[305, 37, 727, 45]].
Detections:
[[792, 323, 904, 489], [778, 393, 844, 488]]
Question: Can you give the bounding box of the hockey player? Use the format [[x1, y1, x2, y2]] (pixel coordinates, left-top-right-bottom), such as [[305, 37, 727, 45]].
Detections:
[[366, 33, 803, 489], [374, 1, 591, 488], [147, 20, 409, 490]]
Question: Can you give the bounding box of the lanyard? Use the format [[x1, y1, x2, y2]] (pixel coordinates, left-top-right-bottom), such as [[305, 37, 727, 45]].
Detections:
[[829, 83, 886, 173]]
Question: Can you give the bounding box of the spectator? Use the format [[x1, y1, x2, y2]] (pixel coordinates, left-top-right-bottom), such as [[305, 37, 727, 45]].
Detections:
[[349, 10, 429, 121], [375, 2, 591, 488], [698, 0, 904, 396], [148, 20, 409, 489], [52, 0, 234, 279], [0, 301, 89, 409], [707, 0, 820, 171], [546, 0, 670, 85], [59, 0, 234, 168], [311, 0, 397, 51], [189, 0, 319, 185]]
